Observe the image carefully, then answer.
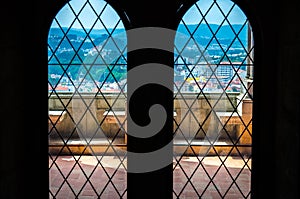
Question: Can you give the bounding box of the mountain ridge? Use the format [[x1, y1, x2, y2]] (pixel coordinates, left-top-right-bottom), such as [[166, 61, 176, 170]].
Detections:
[[49, 23, 247, 41]]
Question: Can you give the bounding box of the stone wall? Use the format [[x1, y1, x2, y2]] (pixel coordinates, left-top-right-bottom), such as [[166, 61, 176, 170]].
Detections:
[[49, 93, 127, 142], [49, 92, 251, 146]]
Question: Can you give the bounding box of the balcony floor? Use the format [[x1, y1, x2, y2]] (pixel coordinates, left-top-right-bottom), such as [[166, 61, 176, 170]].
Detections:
[[49, 155, 251, 198]]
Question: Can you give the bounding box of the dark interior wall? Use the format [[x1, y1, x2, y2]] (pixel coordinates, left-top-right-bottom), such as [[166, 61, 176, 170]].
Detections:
[[0, 0, 299, 198], [276, 2, 300, 198]]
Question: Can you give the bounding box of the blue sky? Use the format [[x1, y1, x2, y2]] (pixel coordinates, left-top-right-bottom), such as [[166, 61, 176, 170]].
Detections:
[[51, 0, 247, 29], [182, 0, 247, 25], [52, 0, 123, 29]]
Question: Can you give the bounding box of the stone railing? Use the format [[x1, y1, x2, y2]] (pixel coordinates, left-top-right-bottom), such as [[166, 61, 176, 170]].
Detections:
[[49, 92, 252, 155]]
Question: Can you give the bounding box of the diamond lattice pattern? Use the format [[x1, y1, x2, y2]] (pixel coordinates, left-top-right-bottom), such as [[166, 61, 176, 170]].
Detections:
[[48, 0, 127, 198], [173, 0, 253, 198]]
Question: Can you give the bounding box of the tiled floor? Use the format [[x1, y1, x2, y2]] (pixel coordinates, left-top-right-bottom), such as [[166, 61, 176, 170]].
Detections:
[[49, 155, 251, 198]]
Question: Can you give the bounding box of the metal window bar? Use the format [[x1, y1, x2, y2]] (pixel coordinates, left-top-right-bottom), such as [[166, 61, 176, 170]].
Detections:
[[48, 1, 128, 198], [173, 0, 253, 198]]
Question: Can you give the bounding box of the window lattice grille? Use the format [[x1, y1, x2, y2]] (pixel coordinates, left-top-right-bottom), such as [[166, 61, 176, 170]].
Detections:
[[173, 0, 253, 198], [48, 0, 254, 198], [48, 0, 128, 198]]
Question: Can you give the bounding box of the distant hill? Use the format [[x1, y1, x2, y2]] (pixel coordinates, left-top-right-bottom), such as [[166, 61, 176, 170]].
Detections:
[[48, 24, 248, 82], [176, 23, 247, 49], [48, 23, 247, 56], [49, 23, 247, 41], [177, 23, 247, 39], [48, 27, 126, 39]]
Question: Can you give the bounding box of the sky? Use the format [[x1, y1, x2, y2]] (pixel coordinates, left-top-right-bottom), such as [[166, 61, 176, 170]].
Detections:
[[182, 0, 247, 25], [51, 0, 247, 29], [52, 0, 123, 29]]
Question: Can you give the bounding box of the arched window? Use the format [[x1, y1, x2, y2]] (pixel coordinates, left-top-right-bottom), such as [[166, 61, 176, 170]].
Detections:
[[48, 0, 128, 197], [47, 0, 254, 198], [173, 0, 253, 197]]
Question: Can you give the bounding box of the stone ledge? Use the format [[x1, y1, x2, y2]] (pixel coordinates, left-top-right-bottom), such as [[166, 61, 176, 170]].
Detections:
[[49, 110, 66, 123]]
